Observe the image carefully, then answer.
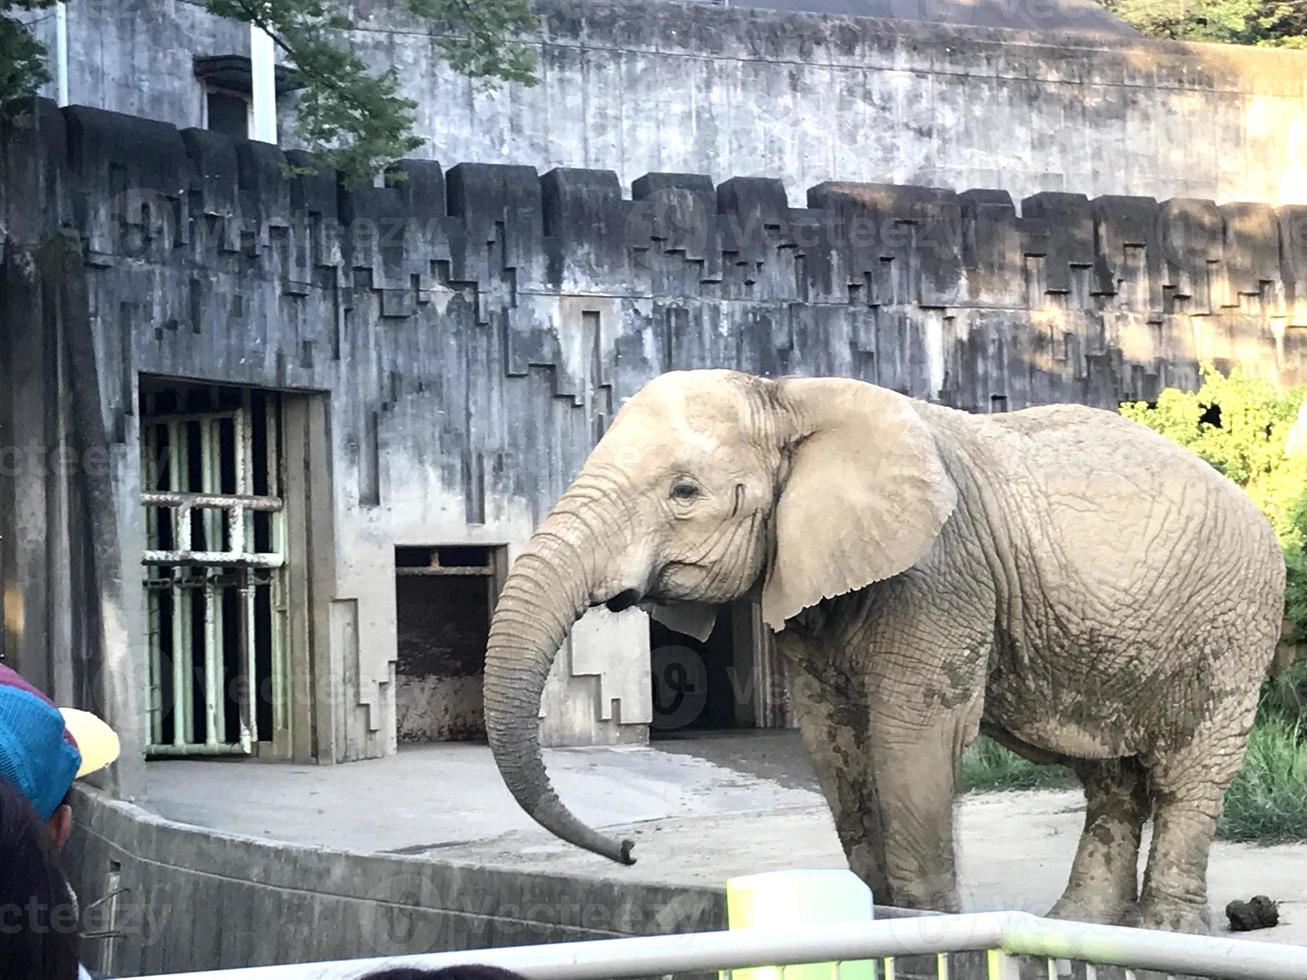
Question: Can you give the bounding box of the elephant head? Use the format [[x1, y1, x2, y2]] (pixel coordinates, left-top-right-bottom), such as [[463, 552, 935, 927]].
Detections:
[[483, 369, 957, 863]]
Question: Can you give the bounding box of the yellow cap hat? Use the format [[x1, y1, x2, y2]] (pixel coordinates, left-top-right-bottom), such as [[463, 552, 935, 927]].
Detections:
[[60, 708, 121, 778]]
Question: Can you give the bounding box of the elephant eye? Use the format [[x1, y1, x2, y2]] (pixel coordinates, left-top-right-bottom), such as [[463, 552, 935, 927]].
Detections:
[[671, 481, 700, 501]]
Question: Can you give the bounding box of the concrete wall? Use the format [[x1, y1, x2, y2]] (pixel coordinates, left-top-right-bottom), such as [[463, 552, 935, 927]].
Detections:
[[64, 784, 978, 977], [352, 0, 1307, 205], [33, 0, 1307, 206], [2, 99, 1305, 788], [64, 785, 722, 976]]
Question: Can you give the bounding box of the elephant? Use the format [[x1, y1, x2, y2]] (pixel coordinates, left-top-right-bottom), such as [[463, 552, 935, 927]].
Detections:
[[482, 369, 1285, 934]]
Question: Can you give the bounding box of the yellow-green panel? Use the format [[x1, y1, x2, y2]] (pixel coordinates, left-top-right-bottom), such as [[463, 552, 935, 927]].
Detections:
[[722, 870, 876, 980]]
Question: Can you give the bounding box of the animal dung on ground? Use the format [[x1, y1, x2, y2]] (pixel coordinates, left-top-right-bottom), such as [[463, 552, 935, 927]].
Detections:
[[1226, 895, 1280, 931]]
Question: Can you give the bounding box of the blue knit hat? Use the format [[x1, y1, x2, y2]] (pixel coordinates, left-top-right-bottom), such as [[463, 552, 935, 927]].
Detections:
[[0, 665, 117, 820]]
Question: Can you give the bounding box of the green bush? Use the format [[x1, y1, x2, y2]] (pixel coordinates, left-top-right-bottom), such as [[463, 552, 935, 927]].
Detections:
[[1121, 365, 1307, 643], [959, 738, 1075, 791], [1218, 716, 1307, 843]]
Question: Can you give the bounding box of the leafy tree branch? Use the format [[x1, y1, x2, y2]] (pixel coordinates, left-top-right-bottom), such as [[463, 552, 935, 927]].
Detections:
[[1122, 365, 1307, 643], [0, 0, 538, 184], [1104, 0, 1307, 46]]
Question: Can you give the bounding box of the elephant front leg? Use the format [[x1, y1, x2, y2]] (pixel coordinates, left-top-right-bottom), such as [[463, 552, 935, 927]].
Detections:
[[787, 649, 972, 912], [788, 658, 891, 900]]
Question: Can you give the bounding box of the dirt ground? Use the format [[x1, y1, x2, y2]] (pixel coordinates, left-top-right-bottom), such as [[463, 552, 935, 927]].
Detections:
[[148, 730, 1307, 944]]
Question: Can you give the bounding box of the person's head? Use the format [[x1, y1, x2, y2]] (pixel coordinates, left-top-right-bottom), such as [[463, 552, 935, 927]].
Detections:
[[0, 665, 119, 849], [363, 968, 529, 980], [0, 778, 81, 979]]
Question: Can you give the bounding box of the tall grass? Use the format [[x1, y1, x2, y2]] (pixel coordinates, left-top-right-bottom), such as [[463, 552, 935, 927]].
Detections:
[[959, 737, 1075, 791], [1218, 663, 1307, 843], [1218, 717, 1307, 842]]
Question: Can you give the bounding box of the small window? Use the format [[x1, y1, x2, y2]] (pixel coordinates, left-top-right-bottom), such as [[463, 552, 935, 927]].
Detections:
[[206, 90, 248, 139]]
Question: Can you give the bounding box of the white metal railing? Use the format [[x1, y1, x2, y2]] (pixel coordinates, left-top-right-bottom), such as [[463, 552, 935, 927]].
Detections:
[[141, 490, 286, 569], [141, 911, 1307, 980]]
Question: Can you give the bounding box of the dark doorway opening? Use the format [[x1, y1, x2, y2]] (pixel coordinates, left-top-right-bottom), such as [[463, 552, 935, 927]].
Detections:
[[650, 602, 760, 736], [394, 545, 505, 742]]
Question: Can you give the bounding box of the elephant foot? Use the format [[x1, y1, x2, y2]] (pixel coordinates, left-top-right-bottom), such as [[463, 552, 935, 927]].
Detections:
[[1048, 891, 1137, 926], [1136, 896, 1211, 935]]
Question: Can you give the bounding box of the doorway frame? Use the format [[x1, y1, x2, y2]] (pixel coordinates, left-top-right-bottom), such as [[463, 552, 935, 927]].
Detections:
[[392, 543, 508, 742]]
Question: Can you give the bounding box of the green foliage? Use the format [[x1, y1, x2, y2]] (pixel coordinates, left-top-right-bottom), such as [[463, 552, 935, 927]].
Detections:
[[1121, 364, 1307, 643], [959, 738, 1075, 791], [0, 0, 55, 100], [1103, 0, 1307, 46], [1217, 714, 1307, 842], [409, 0, 539, 87], [0, 0, 538, 185]]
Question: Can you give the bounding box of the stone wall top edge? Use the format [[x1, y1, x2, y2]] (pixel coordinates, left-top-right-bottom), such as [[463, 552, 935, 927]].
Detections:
[[72, 786, 721, 910], [350, 0, 1307, 85], [17, 100, 1301, 226]]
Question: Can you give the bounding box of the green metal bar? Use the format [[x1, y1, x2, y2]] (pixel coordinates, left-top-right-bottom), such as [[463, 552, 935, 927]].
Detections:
[[166, 422, 192, 748], [203, 570, 221, 746], [200, 418, 222, 747], [144, 422, 163, 748], [202, 417, 219, 550], [239, 577, 256, 752], [171, 570, 192, 747], [236, 392, 256, 754]]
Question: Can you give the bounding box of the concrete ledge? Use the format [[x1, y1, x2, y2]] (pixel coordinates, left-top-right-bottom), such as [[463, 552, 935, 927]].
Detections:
[[65, 785, 724, 976]]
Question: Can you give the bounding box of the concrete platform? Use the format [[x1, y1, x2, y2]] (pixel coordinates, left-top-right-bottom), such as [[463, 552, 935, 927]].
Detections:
[[146, 731, 1307, 945]]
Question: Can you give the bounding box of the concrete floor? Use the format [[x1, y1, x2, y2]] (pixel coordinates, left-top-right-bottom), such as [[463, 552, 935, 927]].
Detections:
[[147, 731, 1307, 944]]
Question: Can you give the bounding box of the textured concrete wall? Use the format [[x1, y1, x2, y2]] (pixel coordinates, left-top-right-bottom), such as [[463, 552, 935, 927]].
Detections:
[[2, 99, 1305, 779], [64, 785, 721, 976], [49, 0, 249, 128], [351, 1, 1307, 205], [34, 0, 1307, 207]]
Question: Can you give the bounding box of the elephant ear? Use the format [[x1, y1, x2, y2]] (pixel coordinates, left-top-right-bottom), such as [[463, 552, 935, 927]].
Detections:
[[644, 600, 718, 643], [761, 377, 957, 631]]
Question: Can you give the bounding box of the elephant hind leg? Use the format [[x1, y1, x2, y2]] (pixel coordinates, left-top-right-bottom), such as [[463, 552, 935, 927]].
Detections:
[[1137, 722, 1252, 934], [1049, 757, 1150, 925]]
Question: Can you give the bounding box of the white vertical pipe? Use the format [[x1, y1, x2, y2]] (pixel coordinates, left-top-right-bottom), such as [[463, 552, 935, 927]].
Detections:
[[54, 2, 69, 107], [203, 571, 221, 746], [249, 24, 277, 144], [240, 581, 257, 752]]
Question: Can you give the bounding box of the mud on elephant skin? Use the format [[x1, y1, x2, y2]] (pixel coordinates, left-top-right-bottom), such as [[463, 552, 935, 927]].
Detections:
[[481, 369, 1285, 934]]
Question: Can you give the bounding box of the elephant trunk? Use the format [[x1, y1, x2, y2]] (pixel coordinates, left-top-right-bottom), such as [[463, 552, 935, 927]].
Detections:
[[482, 505, 636, 865]]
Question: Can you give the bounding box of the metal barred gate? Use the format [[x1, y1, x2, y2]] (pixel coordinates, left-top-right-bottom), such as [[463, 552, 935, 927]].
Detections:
[[141, 384, 289, 757]]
